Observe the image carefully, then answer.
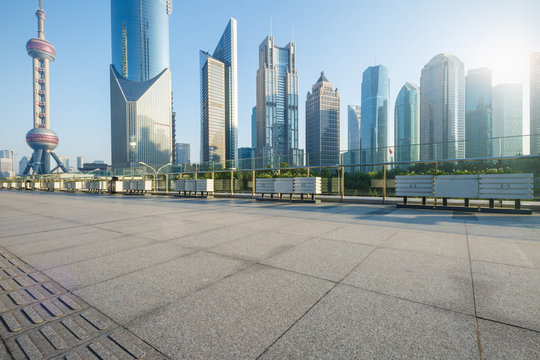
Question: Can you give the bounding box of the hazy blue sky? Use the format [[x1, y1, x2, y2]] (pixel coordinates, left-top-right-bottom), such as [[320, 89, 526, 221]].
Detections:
[[1, 0, 539, 169]]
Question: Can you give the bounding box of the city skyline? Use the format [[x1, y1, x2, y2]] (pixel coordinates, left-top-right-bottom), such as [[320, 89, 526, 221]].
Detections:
[[1, 1, 539, 167]]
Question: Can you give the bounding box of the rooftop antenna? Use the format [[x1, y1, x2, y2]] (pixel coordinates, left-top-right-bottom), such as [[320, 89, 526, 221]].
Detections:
[[39, 0, 43, 9], [292, 23, 295, 42]]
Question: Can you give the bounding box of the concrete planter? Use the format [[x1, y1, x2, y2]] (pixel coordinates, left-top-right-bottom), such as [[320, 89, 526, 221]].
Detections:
[[435, 175, 479, 198], [184, 180, 197, 192], [479, 173, 533, 200], [255, 178, 274, 194], [196, 179, 214, 192], [274, 178, 294, 194], [137, 180, 152, 192], [395, 175, 435, 197], [293, 177, 321, 194], [45, 181, 60, 191], [111, 181, 123, 193], [174, 180, 185, 191]]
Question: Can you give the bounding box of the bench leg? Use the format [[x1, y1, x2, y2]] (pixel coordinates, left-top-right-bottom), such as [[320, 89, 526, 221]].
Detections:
[[515, 200, 521, 210], [489, 199, 494, 208], [403, 196, 408, 205], [465, 198, 470, 207], [443, 198, 448, 206], [422, 196, 426, 206]]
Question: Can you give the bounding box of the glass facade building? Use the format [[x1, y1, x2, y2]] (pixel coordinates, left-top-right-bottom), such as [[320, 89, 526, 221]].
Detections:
[[306, 72, 340, 166], [251, 106, 257, 150], [175, 143, 190, 165], [492, 84, 523, 157], [200, 18, 238, 164], [465, 68, 492, 158], [394, 82, 420, 162], [256, 36, 301, 167], [348, 105, 361, 151], [420, 53, 465, 160], [361, 65, 390, 164], [111, 0, 171, 82], [531, 53, 540, 155], [110, 0, 173, 170]]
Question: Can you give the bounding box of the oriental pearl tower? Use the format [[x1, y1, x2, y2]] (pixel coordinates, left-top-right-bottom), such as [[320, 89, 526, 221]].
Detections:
[[23, 0, 68, 175]]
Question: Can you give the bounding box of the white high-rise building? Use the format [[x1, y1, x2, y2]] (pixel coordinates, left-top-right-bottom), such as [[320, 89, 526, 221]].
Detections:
[[110, 0, 173, 170], [199, 18, 238, 164], [256, 36, 301, 167], [348, 106, 361, 152], [420, 53, 465, 160], [492, 84, 523, 157]]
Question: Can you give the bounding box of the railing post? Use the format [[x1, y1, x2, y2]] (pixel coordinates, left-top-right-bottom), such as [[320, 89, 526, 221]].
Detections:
[[340, 166, 345, 200], [252, 170, 256, 198], [307, 167, 310, 177], [382, 165, 387, 202], [165, 174, 168, 193], [230, 170, 234, 196]]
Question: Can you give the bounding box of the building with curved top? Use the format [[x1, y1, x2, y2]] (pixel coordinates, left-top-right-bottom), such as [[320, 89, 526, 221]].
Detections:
[[420, 53, 465, 161], [395, 82, 420, 162], [110, 0, 173, 170]]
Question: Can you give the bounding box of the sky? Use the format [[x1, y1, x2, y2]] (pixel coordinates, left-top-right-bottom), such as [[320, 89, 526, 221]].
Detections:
[[1, 0, 539, 171]]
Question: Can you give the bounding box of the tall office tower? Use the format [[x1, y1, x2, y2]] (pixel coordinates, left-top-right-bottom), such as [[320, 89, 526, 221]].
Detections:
[[110, 0, 173, 170], [305, 72, 340, 166], [171, 92, 176, 164], [395, 82, 420, 162], [348, 106, 361, 151], [200, 18, 238, 164], [256, 36, 301, 167], [0, 151, 10, 158], [420, 53, 465, 160], [361, 65, 390, 164], [251, 106, 257, 150], [77, 156, 84, 170], [492, 84, 523, 157], [531, 53, 540, 155], [465, 68, 492, 158], [19, 157, 29, 176], [23, 0, 68, 176], [347, 105, 361, 166], [175, 143, 190, 165]]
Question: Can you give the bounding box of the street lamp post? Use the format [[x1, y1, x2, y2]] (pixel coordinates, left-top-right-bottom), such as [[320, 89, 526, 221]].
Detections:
[[138, 162, 172, 192]]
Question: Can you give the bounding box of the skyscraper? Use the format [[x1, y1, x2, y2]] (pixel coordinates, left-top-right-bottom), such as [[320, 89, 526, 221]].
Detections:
[[200, 18, 238, 164], [531, 53, 540, 156], [251, 106, 257, 150], [77, 156, 84, 170], [19, 157, 29, 176], [420, 53, 465, 160], [175, 143, 190, 165], [395, 82, 420, 162], [256, 36, 301, 167], [348, 106, 361, 151], [361, 65, 390, 164], [110, 0, 173, 170], [465, 68, 492, 158], [492, 84, 523, 157], [306, 72, 340, 166]]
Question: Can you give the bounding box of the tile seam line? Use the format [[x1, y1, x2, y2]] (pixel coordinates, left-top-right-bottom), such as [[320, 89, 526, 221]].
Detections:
[[466, 220, 484, 360], [34, 238, 177, 272], [65, 247, 201, 292], [254, 215, 398, 359], [475, 316, 540, 334]]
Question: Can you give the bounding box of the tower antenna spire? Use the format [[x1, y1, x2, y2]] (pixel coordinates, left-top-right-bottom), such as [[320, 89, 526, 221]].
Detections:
[[270, 15, 272, 37], [39, 0, 43, 10], [292, 23, 295, 42]]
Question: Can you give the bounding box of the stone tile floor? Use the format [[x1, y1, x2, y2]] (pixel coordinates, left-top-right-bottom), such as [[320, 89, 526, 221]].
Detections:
[[0, 190, 538, 359]]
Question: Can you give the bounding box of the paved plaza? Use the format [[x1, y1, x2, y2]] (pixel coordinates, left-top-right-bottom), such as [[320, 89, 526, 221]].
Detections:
[[0, 191, 538, 359]]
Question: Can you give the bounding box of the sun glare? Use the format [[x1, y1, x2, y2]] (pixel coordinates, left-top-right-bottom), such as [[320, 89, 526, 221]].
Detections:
[[489, 47, 529, 85]]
